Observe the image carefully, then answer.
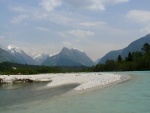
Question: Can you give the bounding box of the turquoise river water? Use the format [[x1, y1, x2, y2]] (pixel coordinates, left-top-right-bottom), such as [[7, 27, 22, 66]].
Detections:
[[0, 71, 150, 113]]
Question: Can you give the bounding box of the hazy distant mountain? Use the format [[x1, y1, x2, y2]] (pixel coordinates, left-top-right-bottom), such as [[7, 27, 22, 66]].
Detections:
[[33, 53, 48, 65], [94, 58, 101, 64], [2, 34, 149, 66], [0, 45, 19, 63], [121, 34, 150, 57], [7, 45, 38, 65], [43, 47, 95, 66], [98, 50, 123, 64], [99, 34, 150, 64], [0, 45, 94, 66]]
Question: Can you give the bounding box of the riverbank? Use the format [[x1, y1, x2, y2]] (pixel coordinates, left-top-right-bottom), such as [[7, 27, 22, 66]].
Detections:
[[0, 73, 131, 91]]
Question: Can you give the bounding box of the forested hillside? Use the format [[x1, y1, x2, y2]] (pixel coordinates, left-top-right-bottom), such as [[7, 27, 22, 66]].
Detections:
[[92, 43, 150, 71]]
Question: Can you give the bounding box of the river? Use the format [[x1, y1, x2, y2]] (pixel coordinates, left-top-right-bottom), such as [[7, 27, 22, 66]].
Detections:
[[0, 71, 150, 113]]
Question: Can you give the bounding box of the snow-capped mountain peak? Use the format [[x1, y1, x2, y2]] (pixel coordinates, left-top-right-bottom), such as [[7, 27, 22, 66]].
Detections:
[[71, 48, 84, 53], [43, 47, 94, 66], [61, 47, 85, 54], [6, 45, 38, 65], [49, 53, 58, 57], [32, 53, 49, 65], [33, 53, 45, 59], [7, 45, 23, 54]]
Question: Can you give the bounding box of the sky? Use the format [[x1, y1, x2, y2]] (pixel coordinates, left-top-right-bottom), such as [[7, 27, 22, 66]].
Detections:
[[1, 0, 150, 61]]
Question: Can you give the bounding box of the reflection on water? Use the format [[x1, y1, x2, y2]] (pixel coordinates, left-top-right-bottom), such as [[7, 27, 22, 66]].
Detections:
[[0, 82, 79, 107]]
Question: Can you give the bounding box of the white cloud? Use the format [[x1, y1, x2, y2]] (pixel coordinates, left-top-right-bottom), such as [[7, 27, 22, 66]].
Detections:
[[140, 26, 150, 34], [35, 27, 51, 32], [9, 0, 129, 26], [10, 5, 77, 26], [62, 41, 72, 46], [127, 10, 150, 23], [39, 0, 62, 12], [39, 0, 129, 12], [0, 32, 18, 45], [0, 35, 5, 40], [79, 21, 106, 27], [60, 29, 95, 39], [9, 6, 26, 13], [11, 14, 28, 24], [33, 13, 48, 20], [46, 12, 78, 25], [69, 29, 95, 38], [63, 0, 129, 11], [87, 0, 105, 11], [110, 0, 129, 4], [89, 0, 129, 10]]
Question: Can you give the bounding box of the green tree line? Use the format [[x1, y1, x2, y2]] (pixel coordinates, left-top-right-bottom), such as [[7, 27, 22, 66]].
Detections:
[[0, 62, 87, 75], [0, 43, 149, 74], [91, 43, 150, 71]]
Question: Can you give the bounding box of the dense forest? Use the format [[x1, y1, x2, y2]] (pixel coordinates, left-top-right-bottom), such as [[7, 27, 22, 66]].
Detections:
[[0, 62, 87, 75], [91, 43, 150, 71], [0, 43, 149, 75]]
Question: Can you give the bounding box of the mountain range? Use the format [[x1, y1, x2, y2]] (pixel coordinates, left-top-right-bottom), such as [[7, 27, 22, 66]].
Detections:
[[43, 47, 95, 66], [99, 34, 150, 64], [0, 34, 150, 66], [33, 53, 49, 65], [0, 45, 94, 66], [7, 45, 37, 65], [0, 45, 18, 63]]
